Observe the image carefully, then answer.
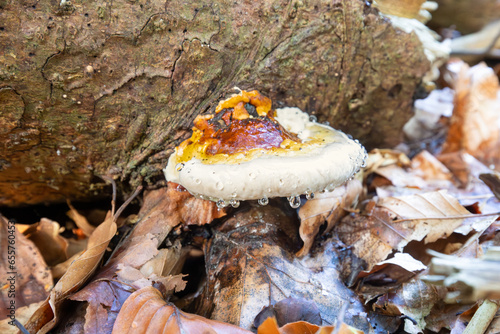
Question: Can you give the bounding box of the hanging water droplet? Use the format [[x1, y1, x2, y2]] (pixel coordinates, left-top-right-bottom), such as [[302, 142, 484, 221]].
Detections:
[[361, 158, 367, 168], [216, 199, 226, 209], [175, 163, 185, 172], [230, 199, 240, 208], [216, 181, 224, 190], [323, 121, 330, 126], [288, 195, 301, 209], [305, 191, 315, 200], [309, 115, 317, 122], [326, 183, 336, 192], [258, 196, 269, 206]]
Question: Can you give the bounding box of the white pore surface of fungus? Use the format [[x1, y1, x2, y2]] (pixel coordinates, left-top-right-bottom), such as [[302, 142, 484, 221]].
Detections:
[[164, 107, 367, 205]]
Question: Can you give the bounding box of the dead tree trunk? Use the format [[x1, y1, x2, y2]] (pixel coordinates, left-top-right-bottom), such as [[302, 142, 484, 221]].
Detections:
[[0, 0, 429, 206]]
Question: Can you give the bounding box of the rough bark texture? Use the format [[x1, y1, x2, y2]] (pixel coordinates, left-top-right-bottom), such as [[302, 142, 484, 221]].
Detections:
[[0, 0, 429, 206]]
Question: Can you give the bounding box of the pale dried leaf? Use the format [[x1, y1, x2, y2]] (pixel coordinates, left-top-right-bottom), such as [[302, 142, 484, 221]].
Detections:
[[336, 190, 498, 271]]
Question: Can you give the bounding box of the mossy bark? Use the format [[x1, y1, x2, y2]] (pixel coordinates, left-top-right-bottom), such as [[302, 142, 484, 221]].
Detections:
[[0, 0, 429, 206]]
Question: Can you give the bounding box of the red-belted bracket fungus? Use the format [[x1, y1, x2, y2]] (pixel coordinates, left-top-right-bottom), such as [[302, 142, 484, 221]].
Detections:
[[164, 89, 367, 209]]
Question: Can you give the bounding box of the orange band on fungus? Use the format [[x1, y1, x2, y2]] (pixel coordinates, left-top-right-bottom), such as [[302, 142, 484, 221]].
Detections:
[[176, 90, 300, 162]]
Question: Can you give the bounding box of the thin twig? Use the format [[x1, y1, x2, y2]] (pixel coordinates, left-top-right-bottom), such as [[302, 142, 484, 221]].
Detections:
[[114, 185, 143, 221], [101, 175, 117, 217]]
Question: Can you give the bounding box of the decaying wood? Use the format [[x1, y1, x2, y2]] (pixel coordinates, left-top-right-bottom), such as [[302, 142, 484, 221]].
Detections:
[[0, 0, 429, 206]]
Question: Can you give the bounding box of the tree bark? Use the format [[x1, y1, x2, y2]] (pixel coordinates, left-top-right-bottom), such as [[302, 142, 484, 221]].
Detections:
[[0, 0, 429, 206]]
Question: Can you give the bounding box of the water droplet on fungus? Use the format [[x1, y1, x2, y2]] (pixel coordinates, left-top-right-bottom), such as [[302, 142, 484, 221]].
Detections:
[[288, 195, 301, 208], [258, 196, 269, 206]]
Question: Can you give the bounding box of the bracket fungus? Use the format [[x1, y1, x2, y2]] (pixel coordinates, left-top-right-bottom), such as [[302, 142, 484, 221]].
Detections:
[[164, 90, 367, 209]]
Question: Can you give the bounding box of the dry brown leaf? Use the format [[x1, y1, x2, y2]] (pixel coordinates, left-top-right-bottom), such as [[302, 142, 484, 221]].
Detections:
[[196, 204, 375, 332], [56, 185, 221, 333], [372, 151, 455, 194], [335, 190, 498, 271], [24, 210, 117, 334], [22, 218, 69, 267], [442, 61, 500, 163], [111, 285, 252, 334], [297, 180, 362, 257], [66, 200, 96, 237], [257, 316, 364, 334], [0, 215, 52, 327]]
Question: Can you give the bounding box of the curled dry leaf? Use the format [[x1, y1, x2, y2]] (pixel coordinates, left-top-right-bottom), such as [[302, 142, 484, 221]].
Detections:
[[257, 316, 364, 334], [0, 215, 52, 325], [335, 190, 499, 272], [24, 210, 117, 334], [112, 286, 252, 334], [297, 179, 362, 257]]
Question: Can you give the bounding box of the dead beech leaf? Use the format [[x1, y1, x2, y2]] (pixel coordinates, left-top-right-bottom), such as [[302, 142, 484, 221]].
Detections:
[[196, 204, 375, 332], [335, 190, 498, 271], [0, 215, 52, 324], [111, 286, 252, 334], [257, 316, 364, 334], [24, 210, 117, 334], [297, 179, 362, 257]]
